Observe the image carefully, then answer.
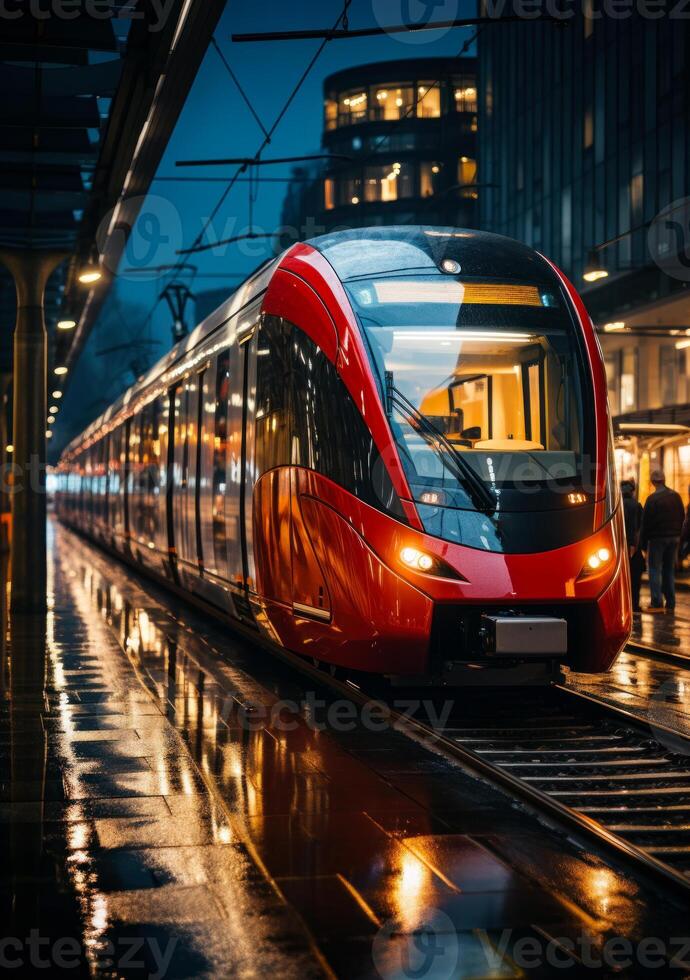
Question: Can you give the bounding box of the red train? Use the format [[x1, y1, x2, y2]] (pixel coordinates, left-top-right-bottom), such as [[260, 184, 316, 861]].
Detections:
[[57, 228, 631, 685]]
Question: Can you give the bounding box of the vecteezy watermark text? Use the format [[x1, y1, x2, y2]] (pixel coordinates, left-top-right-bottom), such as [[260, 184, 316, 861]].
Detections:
[[0, 0, 176, 31], [372, 921, 690, 978], [0, 931, 177, 978]]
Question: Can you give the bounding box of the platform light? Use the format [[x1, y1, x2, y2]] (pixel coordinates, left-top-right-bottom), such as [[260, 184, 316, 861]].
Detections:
[[583, 249, 608, 283], [49, 405, 59, 414], [54, 366, 68, 376], [78, 254, 102, 285], [47, 415, 56, 424], [52, 390, 62, 399], [46, 431, 53, 439], [6, 445, 13, 454], [57, 319, 77, 330]]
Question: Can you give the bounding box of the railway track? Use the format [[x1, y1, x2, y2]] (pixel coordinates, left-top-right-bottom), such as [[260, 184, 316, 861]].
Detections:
[[357, 681, 690, 899]]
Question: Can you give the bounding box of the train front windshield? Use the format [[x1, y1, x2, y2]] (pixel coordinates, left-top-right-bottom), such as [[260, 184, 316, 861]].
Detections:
[[345, 275, 596, 553]]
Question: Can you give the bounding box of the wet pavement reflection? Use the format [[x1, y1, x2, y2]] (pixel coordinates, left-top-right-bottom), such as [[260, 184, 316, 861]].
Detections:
[[3, 520, 690, 978]]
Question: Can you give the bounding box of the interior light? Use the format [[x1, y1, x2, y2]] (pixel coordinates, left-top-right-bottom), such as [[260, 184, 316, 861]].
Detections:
[[603, 321, 625, 332], [419, 490, 446, 506], [6, 445, 13, 454], [675, 339, 690, 350], [54, 366, 68, 376], [351, 196, 359, 204], [57, 319, 77, 330]]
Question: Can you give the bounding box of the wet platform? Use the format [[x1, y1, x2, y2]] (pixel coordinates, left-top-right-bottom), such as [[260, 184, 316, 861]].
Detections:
[[568, 594, 690, 736], [2, 520, 690, 977]]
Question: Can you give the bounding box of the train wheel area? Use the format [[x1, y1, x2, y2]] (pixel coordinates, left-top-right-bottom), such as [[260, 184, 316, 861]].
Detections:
[[2, 518, 690, 978]]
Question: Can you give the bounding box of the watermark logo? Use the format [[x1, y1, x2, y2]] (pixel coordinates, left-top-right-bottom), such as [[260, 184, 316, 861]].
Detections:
[[648, 197, 690, 281], [371, 0, 460, 43], [372, 909, 459, 979], [97, 195, 184, 282]]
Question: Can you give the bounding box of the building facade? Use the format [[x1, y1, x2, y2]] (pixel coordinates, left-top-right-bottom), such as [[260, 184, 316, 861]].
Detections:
[[277, 57, 478, 250], [478, 15, 690, 502]]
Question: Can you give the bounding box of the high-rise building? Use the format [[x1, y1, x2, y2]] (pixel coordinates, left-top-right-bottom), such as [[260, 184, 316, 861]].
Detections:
[[478, 15, 690, 500], [277, 57, 478, 250]]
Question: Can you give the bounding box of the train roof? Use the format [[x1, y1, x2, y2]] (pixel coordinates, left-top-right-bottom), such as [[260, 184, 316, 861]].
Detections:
[[307, 226, 557, 286]]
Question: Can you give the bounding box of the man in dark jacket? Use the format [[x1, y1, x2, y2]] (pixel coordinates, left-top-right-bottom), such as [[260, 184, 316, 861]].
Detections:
[[640, 469, 685, 612], [621, 479, 643, 613]]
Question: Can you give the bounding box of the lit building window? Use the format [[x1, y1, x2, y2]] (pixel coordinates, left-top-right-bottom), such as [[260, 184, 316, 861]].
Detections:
[[337, 173, 362, 207], [457, 156, 477, 196], [420, 162, 443, 197], [324, 178, 335, 210], [324, 99, 337, 131], [584, 108, 593, 148], [371, 85, 414, 121], [364, 162, 413, 202], [416, 83, 441, 118], [453, 80, 477, 113], [338, 90, 367, 126]]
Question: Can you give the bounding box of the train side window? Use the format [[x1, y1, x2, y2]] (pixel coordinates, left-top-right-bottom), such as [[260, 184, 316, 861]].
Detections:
[[212, 350, 231, 572], [128, 411, 144, 541], [108, 423, 125, 536], [141, 399, 162, 548], [255, 316, 292, 477], [289, 323, 404, 517]]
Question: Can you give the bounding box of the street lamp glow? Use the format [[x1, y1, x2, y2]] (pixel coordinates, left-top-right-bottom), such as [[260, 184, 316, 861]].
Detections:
[[57, 319, 77, 330], [54, 366, 68, 376], [583, 248, 609, 283]]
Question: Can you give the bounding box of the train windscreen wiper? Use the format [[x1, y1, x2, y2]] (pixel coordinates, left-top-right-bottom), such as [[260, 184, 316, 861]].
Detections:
[[384, 373, 497, 516]]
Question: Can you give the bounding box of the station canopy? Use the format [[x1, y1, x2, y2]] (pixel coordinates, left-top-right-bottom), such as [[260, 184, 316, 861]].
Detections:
[[0, 1, 224, 379]]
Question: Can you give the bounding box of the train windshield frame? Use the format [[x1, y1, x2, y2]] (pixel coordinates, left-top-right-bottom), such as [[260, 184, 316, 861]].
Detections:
[[344, 272, 597, 553]]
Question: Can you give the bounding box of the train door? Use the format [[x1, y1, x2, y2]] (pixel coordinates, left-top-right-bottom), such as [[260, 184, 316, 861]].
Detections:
[[171, 378, 200, 588]]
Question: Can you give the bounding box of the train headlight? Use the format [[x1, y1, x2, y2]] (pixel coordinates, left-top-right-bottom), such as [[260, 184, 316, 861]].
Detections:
[[399, 546, 467, 581], [579, 547, 613, 578], [401, 547, 431, 570]]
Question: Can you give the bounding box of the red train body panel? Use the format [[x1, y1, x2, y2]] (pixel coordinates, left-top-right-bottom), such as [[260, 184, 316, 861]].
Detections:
[[56, 228, 631, 685]]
